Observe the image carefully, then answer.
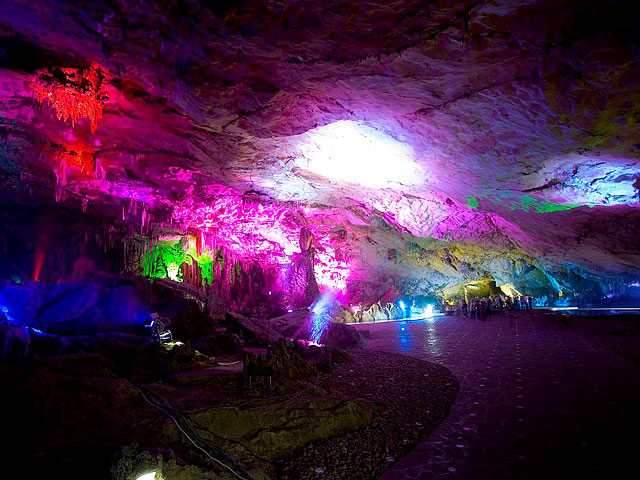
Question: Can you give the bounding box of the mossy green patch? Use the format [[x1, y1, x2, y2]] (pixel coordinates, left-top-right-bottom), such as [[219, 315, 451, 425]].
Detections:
[[466, 196, 479, 209], [520, 195, 583, 213], [143, 239, 215, 286]]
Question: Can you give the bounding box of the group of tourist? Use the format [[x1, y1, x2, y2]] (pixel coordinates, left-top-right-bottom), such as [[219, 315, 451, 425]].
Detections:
[[441, 295, 534, 320]]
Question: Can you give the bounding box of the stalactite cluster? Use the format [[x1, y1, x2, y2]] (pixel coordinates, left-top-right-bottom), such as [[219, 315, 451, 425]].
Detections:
[[32, 63, 108, 134]]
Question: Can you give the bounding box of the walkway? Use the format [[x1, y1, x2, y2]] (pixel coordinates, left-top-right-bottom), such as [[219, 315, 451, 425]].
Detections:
[[354, 311, 640, 479]]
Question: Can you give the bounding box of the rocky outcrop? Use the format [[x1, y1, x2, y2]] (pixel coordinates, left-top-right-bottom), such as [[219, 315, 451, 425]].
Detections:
[[335, 302, 405, 323], [190, 397, 373, 463], [193, 333, 244, 357], [270, 310, 364, 349], [225, 311, 281, 346]]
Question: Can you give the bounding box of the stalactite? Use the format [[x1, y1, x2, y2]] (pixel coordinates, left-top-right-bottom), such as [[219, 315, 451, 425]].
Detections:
[[32, 63, 108, 134]]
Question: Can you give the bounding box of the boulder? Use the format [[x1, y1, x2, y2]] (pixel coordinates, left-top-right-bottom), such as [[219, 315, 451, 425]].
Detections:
[[247, 340, 320, 379], [269, 310, 310, 338], [322, 322, 365, 349], [191, 395, 373, 463], [225, 312, 280, 345], [194, 333, 244, 357], [165, 342, 214, 373], [205, 294, 229, 320], [269, 310, 364, 349], [149, 277, 206, 308], [156, 297, 215, 341]]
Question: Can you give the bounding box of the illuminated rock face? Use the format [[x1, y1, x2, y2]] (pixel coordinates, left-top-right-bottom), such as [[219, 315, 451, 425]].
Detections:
[[0, 0, 639, 304]]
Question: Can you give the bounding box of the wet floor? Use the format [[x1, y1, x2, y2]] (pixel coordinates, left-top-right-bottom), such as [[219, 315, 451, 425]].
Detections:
[[355, 312, 640, 479]]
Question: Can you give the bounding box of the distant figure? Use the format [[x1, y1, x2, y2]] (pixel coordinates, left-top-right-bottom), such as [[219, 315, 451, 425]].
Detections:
[[479, 300, 487, 321], [462, 300, 468, 317], [486, 299, 492, 319]]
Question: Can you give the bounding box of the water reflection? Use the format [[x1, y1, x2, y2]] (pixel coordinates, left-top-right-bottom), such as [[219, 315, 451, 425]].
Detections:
[[422, 317, 442, 358], [398, 321, 412, 353], [392, 316, 445, 357]]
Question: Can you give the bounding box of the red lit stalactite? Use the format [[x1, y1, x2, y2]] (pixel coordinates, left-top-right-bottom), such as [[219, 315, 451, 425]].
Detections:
[[32, 63, 108, 134]]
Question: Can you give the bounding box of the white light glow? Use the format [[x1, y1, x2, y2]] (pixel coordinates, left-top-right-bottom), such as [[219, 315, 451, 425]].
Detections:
[[166, 263, 180, 282], [295, 121, 418, 188], [136, 473, 156, 480]]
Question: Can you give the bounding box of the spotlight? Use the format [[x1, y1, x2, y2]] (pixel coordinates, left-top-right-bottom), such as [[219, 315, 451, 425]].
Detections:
[[166, 263, 180, 281], [136, 473, 156, 480], [295, 121, 418, 188]]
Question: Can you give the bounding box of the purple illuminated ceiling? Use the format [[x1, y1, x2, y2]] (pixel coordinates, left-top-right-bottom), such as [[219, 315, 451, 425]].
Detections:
[[0, 0, 639, 300]]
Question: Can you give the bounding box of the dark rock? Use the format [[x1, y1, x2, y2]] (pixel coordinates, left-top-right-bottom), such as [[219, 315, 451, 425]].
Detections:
[[191, 392, 373, 463], [100, 341, 150, 377], [269, 311, 364, 349], [269, 310, 310, 339], [157, 297, 215, 341], [322, 322, 365, 350], [94, 332, 145, 346], [150, 277, 206, 308], [194, 333, 244, 357], [259, 340, 321, 379], [329, 348, 353, 364], [297, 344, 332, 373], [29, 331, 66, 356], [1, 323, 31, 362], [35, 353, 114, 377], [226, 311, 280, 346], [127, 344, 173, 380], [205, 293, 230, 320]]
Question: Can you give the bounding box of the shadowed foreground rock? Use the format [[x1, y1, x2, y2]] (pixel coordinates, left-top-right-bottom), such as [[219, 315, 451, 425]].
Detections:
[[1, 343, 457, 480]]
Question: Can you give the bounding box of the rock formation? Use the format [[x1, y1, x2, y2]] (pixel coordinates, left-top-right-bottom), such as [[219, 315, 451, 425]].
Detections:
[[0, 1, 639, 306]]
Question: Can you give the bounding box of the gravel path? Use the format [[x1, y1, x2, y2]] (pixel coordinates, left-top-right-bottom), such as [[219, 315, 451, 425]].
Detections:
[[282, 349, 459, 480]]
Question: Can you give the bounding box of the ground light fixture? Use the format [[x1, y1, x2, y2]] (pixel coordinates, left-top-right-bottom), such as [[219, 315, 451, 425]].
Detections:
[[136, 472, 157, 480]]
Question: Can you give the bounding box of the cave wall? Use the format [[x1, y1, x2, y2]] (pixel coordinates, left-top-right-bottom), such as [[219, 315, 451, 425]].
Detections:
[[0, 200, 128, 283]]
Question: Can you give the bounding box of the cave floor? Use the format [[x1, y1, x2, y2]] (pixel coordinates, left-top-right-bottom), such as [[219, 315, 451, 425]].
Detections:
[[355, 310, 640, 480]]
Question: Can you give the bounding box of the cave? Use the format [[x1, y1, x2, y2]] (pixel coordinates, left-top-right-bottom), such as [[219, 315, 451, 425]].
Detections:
[[1, 1, 640, 479]]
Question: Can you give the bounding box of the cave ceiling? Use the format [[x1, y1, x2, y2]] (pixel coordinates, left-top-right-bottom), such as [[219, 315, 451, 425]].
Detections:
[[1, 0, 639, 296]]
